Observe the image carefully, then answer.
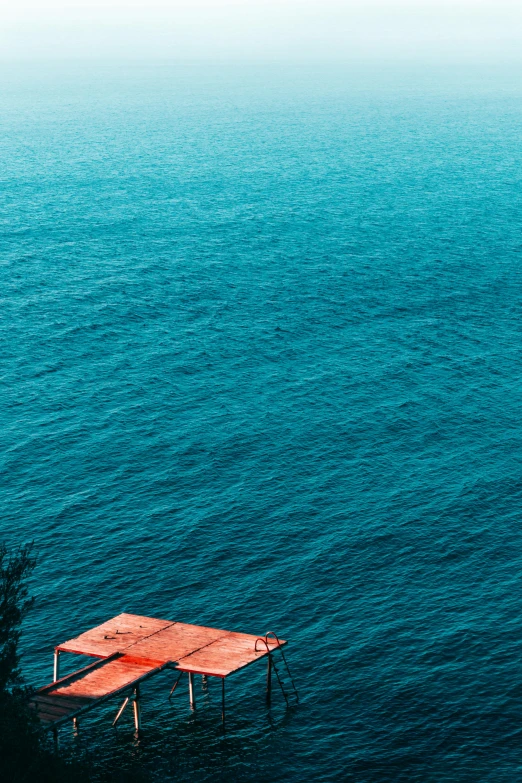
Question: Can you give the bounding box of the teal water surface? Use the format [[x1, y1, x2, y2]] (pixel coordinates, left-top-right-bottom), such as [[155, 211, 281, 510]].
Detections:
[[2, 62, 522, 781]]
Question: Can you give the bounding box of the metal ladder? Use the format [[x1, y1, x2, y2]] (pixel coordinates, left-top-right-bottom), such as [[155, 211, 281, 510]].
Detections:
[[256, 631, 299, 706]]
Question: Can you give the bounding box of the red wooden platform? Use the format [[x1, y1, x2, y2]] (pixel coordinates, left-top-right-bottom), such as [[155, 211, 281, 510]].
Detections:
[[30, 653, 164, 728], [30, 614, 292, 732], [56, 613, 284, 676]]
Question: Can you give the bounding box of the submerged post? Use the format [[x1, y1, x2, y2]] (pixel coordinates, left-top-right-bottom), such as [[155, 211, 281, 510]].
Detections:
[[221, 677, 226, 729], [133, 685, 141, 732], [188, 672, 196, 710], [266, 653, 272, 706], [53, 650, 60, 682]]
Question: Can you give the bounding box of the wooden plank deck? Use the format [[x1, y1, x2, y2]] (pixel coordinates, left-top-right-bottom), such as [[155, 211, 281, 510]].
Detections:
[[175, 630, 283, 677], [30, 653, 165, 728], [57, 613, 173, 658], [57, 614, 286, 676], [32, 614, 289, 731], [127, 621, 228, 664]]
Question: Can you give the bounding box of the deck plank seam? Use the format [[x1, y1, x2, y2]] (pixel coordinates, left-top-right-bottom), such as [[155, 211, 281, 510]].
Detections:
[[56, 619, 179, 658]]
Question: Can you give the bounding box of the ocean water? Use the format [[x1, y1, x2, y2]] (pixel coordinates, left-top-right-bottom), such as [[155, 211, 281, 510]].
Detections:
[[2, 61, 522, 781]]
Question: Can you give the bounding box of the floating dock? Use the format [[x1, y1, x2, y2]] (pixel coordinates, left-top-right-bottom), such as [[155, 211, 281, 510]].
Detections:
[[29, 613, 297, 733]]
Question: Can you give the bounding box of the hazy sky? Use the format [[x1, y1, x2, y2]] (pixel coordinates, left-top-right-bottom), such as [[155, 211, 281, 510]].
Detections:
[[1, 0, 521, 61]]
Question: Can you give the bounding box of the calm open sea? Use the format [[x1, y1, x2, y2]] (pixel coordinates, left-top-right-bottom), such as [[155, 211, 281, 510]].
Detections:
[[2, 61, 522, 781]]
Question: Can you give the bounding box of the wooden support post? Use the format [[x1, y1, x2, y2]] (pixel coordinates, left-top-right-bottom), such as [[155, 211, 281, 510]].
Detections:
[[52, 727, 59, 750], [72, 717, 79, 735], [188, 672, 196, 710], [201, 674, 208, 689], [168, 671, 183, 700], [221, 677, 226, 730], [266, 654, 272, 706], [133, 686, 141, 732], [53, 650, 60, 682], [113, 696, 130, 726]]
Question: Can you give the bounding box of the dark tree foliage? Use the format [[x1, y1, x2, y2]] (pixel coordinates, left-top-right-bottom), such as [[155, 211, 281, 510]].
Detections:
[[0, 543, 89, 782], [0, 544, 150, 783], [0, 543, 36, 690]]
